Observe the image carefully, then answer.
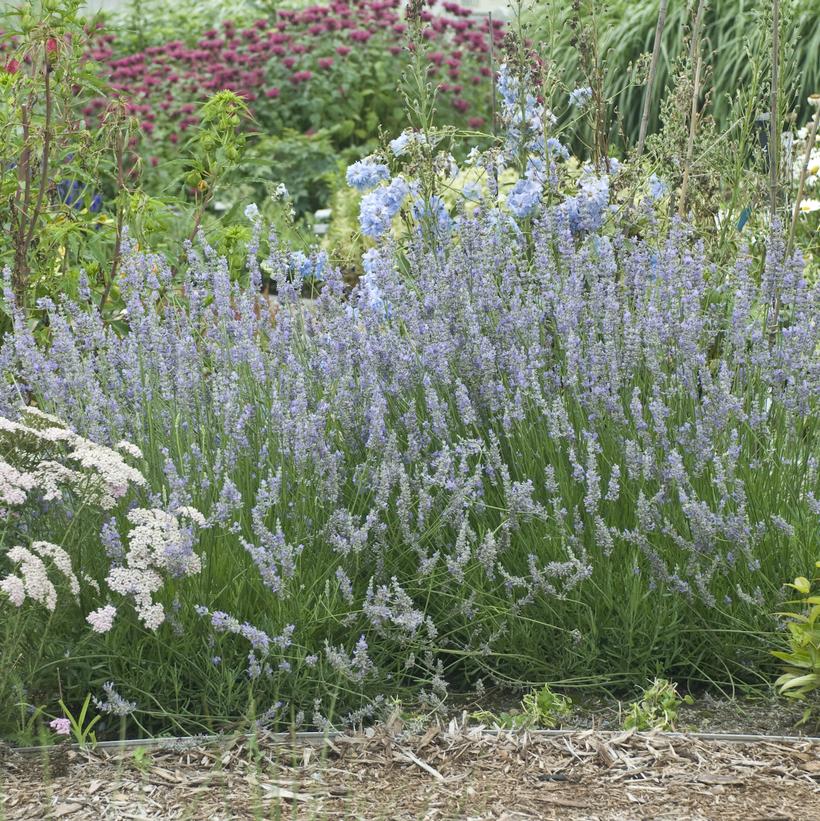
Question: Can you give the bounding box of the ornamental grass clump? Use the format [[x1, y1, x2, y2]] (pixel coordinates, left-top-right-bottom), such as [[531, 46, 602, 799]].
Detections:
[[0, 148, 817, 735]]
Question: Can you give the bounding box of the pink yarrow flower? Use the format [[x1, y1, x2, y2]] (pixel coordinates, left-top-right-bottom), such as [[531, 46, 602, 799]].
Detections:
[[49, 718, 71, 736]]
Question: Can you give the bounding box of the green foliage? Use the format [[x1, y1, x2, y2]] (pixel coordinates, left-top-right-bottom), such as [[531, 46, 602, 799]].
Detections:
[[131, 745, 152, 772], [56, 693, 101, 749], [623, 679, 693, 731], [472, 685, 572, 730], [226, 130, 341, 219], [0, 0, 117, 311], [107, 0, 256, 52], [773, 565, 820, 710], [526, 0, 818, 146]]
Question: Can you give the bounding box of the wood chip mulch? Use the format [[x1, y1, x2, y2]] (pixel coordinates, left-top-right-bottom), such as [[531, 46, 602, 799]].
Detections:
[[2, 723, 820, 820]]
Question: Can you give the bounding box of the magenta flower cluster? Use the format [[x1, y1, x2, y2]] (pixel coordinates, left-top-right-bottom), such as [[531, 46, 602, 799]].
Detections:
[[75, 0, 504, 147]]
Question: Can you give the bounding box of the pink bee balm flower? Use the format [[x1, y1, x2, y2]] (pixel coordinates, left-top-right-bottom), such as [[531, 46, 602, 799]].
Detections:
[[318, 57, 334, 70], [265, 87, 280, 98], [336, 45, 351, 56], [49, 718, 71, 735]]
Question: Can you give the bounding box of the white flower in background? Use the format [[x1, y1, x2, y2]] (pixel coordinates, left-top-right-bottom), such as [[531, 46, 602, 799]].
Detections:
[[0, 575, 25, 607], [32, 541, 80, 597], [800, 198, 820, 214], [1, 410, 146, 509], [103, 506, 204, 630], [19, 406, 65, 427], [0, 409, 203, 631], [175, 505, 208, 528], [0, 459, 36, 506], [86, 604, 117, 633], [3, 547, 57, 611], [0, 541, 80, 611], [115, 441, 143, 460]]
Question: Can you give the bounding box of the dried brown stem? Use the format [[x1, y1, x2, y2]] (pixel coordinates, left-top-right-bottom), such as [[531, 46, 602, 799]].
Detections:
[[786, 104, 820, 255], [22, 50, 53, 255]]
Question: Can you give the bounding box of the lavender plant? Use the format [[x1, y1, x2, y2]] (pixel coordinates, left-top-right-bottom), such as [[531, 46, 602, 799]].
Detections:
[[1, 47, 819, 738], [1, 153, 817, 736]]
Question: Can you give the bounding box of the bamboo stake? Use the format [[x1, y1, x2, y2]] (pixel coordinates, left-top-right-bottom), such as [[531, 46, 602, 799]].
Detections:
[[677, 0, 707, 219], [637, 0, 669, 158], [767, 0, 782, 345], [769, 0, 780, 222], [489, 12, 497, 136]]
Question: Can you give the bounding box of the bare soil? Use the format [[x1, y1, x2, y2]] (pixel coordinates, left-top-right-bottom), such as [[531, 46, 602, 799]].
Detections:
[[3, 724, 820, 820]]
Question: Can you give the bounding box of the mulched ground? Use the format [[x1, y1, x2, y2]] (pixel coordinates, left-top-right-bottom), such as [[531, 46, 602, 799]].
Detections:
[[3, 725, 820, 820]]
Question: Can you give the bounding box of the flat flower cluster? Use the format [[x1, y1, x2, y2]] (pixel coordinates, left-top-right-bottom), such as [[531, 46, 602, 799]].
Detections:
[[67, 0, 504, 154], [0, 405, 146, 513], [0, 404, 205, 635]]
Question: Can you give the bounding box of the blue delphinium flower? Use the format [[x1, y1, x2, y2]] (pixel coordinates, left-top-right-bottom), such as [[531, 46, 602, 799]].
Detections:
[[359, 177, 410, 237], [411, 195, 452, 234], [496, 63, 555, 161], [89, 193, 103, 214], [346, 158, 390, 192], [647, 173, 668, 201], [496, 63, 519, 109], [506, 178, 542, 218], [461, 181, 482, 202], [546, 137, 571, 161], [289, 250, 328, 281], [558, 169, 611, 233], [389, 133, 412, 156], [568, 86, 593, 109]]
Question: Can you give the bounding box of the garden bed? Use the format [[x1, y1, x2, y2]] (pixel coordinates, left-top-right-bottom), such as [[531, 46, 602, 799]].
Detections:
[[3, 724, 820, 820]]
